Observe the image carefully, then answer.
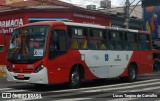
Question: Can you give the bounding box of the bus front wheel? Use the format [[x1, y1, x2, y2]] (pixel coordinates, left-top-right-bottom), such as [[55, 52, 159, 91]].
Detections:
[[68, 66, 82, 89]]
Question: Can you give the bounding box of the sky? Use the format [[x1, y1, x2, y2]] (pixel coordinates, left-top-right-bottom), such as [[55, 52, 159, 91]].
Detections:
[[60, 0, 141, 8]]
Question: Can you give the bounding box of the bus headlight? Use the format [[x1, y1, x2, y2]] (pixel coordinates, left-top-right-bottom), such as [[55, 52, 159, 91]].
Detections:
[[34, 64, 44, 73], [6, 65, 11, 71]]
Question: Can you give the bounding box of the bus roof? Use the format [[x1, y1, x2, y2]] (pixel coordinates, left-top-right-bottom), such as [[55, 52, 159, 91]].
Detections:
[[64, 22, 149, 34], [17, 21, 149, 34]]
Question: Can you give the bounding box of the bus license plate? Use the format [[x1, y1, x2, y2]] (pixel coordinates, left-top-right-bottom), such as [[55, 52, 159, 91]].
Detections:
[[17, 74, 24, 79]]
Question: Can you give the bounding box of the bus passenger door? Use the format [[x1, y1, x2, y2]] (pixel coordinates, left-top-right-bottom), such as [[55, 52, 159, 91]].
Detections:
[[48, 26, 69, 83], [49, 29, 67, 59]]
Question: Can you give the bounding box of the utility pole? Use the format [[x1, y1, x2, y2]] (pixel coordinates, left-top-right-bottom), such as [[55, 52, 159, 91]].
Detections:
[[124, 0, 130, 29]]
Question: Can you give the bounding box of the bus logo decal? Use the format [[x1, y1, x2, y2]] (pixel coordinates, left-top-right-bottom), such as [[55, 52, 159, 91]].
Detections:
[[126, 54, 129, 60], [105, 54, 109, 61], [114, 55, 121, 61], [93, 55, 99, 61]]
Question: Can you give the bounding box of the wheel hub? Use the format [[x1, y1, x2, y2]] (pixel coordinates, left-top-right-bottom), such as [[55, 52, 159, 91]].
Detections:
[[71, 72, 79, 85]]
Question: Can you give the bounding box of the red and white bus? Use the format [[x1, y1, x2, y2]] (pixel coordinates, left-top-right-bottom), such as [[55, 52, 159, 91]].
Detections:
[[6, 21, 153, 88]]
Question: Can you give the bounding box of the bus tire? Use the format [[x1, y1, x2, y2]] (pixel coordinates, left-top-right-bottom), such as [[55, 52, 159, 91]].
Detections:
[[68, 66, 81, 89], [127, 65, 137, 82]]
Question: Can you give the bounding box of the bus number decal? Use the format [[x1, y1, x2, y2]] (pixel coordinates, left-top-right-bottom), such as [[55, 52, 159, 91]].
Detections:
[[34, 49, 43, 56]]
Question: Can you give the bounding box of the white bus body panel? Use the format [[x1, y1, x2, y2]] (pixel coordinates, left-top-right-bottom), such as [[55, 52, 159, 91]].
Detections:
[[79, 50, 133, 78]]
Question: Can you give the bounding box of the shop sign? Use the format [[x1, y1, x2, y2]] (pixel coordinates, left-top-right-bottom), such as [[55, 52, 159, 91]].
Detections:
[[83, 22, 100, 26], [0, 18, 24, 34], [73, 13, 96, 20]]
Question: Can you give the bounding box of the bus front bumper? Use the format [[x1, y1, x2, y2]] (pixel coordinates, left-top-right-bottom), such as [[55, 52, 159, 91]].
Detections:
[[6, 67, 48, 84]]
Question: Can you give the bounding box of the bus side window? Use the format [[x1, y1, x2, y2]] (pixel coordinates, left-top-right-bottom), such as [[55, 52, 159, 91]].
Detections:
[[50, 29, 67, 51], [50, 30, 59, 51], [108, 31, 114, 50], [69, 27, 88, 50], [102, 31, 108, 50], [70, 39, 78, 49], [125, 32, 139, 50], [81, 39, 88, 49], [69, 28, 80, 49], [140, 34, 151, 50], [49, 29, 67, 59], [59, 31, 67, 50], [116, 31, 124, 50], [109, 31, 123, 50], [90, 29, 106, 50], [109, 30, 117, 50]]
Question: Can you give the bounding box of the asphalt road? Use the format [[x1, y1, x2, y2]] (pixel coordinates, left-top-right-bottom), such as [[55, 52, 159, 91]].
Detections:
[[0, 71, 160, 101]]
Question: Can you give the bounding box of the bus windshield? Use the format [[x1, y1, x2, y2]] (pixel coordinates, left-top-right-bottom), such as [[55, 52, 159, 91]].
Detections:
[[7, 25, 49, 63]]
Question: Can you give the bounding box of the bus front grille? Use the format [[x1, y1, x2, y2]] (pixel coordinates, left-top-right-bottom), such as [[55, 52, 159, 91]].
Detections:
[[13, 69, 33, 73]]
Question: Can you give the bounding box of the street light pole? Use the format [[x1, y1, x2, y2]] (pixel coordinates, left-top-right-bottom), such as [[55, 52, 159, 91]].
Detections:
[[125, 0, 130, 29]]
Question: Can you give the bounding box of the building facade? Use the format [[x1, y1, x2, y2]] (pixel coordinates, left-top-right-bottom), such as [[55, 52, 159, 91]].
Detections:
[[99, 5, 143, 29]]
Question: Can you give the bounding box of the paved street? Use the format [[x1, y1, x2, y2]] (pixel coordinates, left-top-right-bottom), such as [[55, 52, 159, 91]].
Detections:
[[0, 71, 160, 101]]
